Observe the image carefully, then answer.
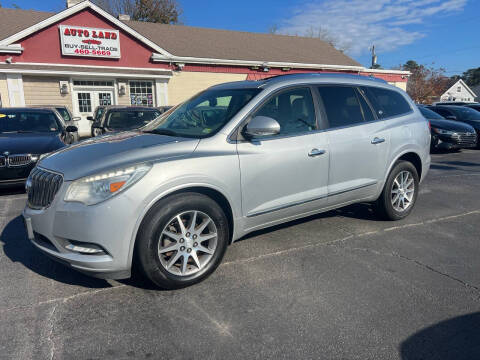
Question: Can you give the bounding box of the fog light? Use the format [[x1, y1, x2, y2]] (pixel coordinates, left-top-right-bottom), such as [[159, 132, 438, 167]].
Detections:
[[65, 241, 105, 254]]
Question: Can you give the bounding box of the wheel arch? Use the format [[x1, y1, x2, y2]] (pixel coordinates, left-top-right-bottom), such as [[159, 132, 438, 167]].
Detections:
[[128, 184, 236, 269], [384, 150, 424, 188]]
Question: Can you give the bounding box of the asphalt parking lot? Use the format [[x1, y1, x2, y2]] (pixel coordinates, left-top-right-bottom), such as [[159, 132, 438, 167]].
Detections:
[[1, 150, 479, 360]]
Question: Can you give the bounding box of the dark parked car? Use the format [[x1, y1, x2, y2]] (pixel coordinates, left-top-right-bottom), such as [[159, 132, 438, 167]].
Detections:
[[427, 105, 480, 148], [91, 106, 161, 136], [418, 106, 477, 151], [464, 103, 480, 112], [0, 108, 77, 188], [33, 105, 80, 141]]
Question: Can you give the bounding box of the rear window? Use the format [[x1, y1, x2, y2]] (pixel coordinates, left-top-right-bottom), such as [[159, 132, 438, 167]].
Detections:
[[106, 110, 160, 130], [317, 86, 366, 128], [363, 87, 411, 118], [0, 111, 60, 133], [418, 106, 444, 120]]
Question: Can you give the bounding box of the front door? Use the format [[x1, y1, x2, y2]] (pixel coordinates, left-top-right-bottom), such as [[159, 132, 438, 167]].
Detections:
[[238, 87, 330, 231], [316, 85, 389, 205], [74, 90, 114, 137]]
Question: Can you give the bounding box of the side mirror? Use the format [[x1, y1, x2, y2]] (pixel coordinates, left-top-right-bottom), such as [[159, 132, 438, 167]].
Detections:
[[86, 116, 94, 121], [243, 116, 280, 139], [73, 116, 81, 122], [446, 115, 457, 120], [65, 125, 78, 133]]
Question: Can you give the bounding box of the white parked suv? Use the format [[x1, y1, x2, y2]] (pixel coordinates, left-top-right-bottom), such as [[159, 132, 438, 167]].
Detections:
[[23, 74, 431, 289]]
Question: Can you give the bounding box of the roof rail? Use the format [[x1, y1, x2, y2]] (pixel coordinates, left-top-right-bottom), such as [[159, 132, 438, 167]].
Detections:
[[262, 72, 388, 84]]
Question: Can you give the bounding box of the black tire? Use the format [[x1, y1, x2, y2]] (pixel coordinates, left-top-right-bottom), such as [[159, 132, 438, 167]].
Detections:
[[375, 160, 419, 221], [134, 192, 229, 289]]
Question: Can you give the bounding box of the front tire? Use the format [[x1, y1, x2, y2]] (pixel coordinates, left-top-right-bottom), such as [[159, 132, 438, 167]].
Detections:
[[135, 192, 229, 289], [375, 161, 419, 221]]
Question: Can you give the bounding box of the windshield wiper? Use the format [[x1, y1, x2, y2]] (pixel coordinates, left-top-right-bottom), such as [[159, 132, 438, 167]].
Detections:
[[144, 129, 179, 137]]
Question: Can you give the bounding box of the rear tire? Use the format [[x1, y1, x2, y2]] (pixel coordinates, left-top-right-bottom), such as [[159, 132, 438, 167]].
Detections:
[[134, 192, 229, 289], [375, 160, 419, 221]]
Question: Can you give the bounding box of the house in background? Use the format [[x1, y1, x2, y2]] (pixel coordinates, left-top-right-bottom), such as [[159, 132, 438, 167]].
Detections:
[[440, 79, 476, 102]]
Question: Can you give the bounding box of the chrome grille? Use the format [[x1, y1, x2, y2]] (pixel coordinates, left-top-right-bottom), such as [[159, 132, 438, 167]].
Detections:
[[453, 132, 477, 147], [0, 156, 5, 168], [27, 168, 63, 209], [7, 154, 32, 167]]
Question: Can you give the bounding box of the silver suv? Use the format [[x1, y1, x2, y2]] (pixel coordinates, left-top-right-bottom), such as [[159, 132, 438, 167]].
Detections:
[[23, 74, 431, 289]]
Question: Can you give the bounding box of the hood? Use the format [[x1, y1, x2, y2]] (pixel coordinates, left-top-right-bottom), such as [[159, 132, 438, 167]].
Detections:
[[39, 131, 200, 181], [429, 119, 475, 133], [460, 119, 480, 130], [0, 132, 65, 155]]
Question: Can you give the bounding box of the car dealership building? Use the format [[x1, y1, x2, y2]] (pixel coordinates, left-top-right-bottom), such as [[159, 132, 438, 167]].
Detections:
[[0, 0, 409, 136]]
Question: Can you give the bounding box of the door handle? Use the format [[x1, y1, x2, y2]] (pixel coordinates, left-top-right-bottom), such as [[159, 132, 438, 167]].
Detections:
[[308, 148, 326, 157], [371, 137, 385, 145]]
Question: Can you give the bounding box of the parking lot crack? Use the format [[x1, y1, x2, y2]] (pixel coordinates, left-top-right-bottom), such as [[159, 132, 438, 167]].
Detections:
[[46, 304, 58, 360], [333, 244, 480, 295]]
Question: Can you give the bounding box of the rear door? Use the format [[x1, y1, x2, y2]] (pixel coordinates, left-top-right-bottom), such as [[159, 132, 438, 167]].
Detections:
[[316, 85, 389, 205]]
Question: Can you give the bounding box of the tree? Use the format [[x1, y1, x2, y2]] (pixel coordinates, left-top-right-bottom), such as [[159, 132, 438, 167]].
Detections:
[[461, 67, 480, 87], [94, 0, 181, 24], [401, 60, 451, 104]]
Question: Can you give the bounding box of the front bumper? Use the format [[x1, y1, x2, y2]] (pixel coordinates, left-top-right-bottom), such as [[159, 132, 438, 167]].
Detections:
[[22, 181, 145, 280], [431, 133, 478, 150]]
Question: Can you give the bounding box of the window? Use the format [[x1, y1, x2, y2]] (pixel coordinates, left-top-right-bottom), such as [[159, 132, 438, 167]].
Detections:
[[431, 108, 453, 118], [357, 89, 375, 122], [143, 88, 260, 138], [317, 86, 365, 128], [106, 109, 161, 130], [254, 87, 316, 136], [73, 80, 114, 87], [98, 93, 112, 106], [77, 93, 92, 113], [457, 86, 461, 92], [0, 111, 60, 133], [130, 81, 154, 107], [55, 107, 71, 122], [363, 87, 411, 118]]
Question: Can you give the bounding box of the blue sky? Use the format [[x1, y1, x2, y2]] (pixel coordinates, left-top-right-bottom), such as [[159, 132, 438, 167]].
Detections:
[[5, 0, 479, 76]]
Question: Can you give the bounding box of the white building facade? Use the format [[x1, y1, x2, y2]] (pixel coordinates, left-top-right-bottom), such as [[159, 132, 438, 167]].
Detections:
[[440, 79, 476, 103]]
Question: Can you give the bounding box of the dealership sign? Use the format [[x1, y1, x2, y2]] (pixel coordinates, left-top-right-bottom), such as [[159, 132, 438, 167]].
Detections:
[[59, 25, 121, 58]]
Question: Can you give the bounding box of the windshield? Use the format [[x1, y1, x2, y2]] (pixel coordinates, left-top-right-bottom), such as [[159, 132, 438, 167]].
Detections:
[[0, 111, 60, 133], [454, 106, 480, 120], [143, 88, 261, 138], [106, 109, 161, 130], [55, 107, 71, 122], [419, 107, 443, 120]]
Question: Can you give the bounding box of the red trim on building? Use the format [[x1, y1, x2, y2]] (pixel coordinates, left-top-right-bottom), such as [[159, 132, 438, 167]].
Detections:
[[0, 7, 407, 83], [0, 8, 168, 69]]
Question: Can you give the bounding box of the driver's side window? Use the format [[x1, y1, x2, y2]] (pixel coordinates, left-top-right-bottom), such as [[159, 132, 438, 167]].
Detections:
[[254, 87, 317, 136]]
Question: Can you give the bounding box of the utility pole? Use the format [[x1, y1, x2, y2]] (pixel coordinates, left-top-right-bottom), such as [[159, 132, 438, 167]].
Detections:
[[370, 45, 378, 69]]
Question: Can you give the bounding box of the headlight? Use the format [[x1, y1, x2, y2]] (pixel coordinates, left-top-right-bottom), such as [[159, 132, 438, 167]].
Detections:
[[432, 127, 456, 136], [64, 163, 152, 205]]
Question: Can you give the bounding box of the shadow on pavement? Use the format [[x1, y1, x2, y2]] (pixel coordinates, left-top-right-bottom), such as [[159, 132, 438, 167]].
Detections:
[[0, 215, 112, 289], [400, 312, 480, 360], [0, 186, 25, 196]]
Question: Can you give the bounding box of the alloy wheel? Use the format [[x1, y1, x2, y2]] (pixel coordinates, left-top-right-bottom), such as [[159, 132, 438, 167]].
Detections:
[[158, 210, 218, 276], [391, 170, 415, 212]]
